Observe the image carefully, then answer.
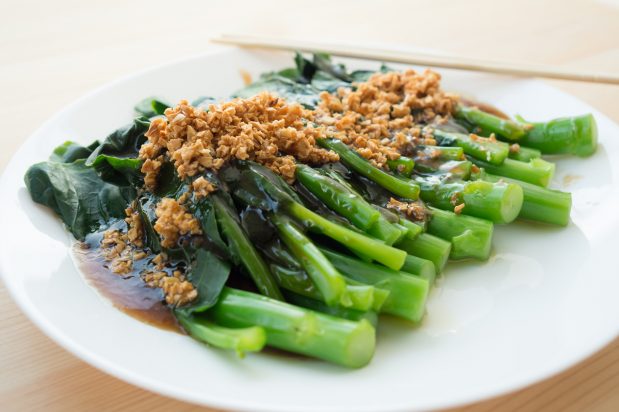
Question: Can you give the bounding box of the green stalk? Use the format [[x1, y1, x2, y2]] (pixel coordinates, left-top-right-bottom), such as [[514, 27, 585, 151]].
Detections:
[[386, 156, 415, 176], [444, 160, 473, 180], [366, 216, 406, 245], [372, 204, 400, 223], [392, 223, 411, 243], [483, 173, 572, 226], [427, 207, 494, 260], [455, 105, 527, 140], [516, 114, 598, 156], [508, 144, 541, 162], [296, 164, 380, 230], [470, 157, 555, 187], [283, 291, 379, 327], [415, 159, 473, 180], [210, 288, 376, 368], [317, 138, 420, 199], [396, 233, 451, 274], [401, 254, 436, 284], [228, 162, 407, 270], [417, 177, 523, 224], [175, 311, 266, 357], [434, 129, 510, 165], [288, 201, 407, 270], [272, 214, 349, 307], [270, 264, 378, 312], [213, 196, 283, 300], [320, 248, 429, 322], [343, 277, 391, 312], [417, 145, 465, 161], [398, 218, 424, 240], [296, 164, 405, 245]]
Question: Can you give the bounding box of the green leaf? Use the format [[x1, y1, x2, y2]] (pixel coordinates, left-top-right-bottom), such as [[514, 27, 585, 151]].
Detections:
[[312, 53, 352, 82], [50, 141, 99, 163], [135, 193, 162, 253], [179, 248, 231, 314], [88, 155, 143, 187], [24, 160, 134, 240], [233, 74, 321, 109], [152, 161, 183, 198], [191, 96, 217, 110], [190, 196, 230, 260], [350, 70, 374, 82], [294, 52, 316, 82], [275, 67, 300, 80], [86, 117, 150, 164], [310, 71, 350, 93], [134, 97, 171, 118], [220, 161, 301, 211], [85, 117, 150, 186]]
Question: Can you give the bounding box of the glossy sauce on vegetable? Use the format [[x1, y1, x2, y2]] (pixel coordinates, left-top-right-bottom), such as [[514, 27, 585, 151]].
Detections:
[[72, 242, 181, 332]]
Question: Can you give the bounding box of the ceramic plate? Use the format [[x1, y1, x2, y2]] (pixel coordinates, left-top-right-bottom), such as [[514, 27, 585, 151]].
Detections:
[[1, 47, 618, 411]]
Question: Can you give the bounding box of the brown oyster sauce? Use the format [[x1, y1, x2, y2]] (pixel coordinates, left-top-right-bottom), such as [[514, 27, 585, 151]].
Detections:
[[72, 242, 309, 360], [72, 242, 182, 333]]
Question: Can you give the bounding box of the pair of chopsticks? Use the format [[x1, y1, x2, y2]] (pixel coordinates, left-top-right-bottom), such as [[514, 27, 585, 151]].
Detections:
[[212, 34, 619, 85]]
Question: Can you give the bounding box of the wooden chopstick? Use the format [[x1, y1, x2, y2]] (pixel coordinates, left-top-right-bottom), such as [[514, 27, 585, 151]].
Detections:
[[212, 34, 619, 85]]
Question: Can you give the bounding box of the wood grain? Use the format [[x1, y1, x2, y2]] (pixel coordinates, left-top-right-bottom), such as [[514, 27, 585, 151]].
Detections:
[[1, 0, 618, 411]]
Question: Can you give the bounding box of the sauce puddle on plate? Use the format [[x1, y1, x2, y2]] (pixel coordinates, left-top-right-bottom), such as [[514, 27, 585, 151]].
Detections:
[[72, 242, 181, 333]]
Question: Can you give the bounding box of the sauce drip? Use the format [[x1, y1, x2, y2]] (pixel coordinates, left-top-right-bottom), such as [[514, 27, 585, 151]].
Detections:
[[72, 242, 181, 333]]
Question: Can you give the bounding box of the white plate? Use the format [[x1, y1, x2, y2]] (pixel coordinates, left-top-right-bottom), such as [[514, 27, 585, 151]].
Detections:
[[1, 48, 618, 412]]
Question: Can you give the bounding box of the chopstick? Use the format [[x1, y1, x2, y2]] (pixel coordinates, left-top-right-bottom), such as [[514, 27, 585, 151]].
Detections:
[[211, 34, 619, 85]]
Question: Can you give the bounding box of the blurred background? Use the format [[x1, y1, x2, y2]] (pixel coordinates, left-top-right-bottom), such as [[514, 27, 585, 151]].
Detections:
[[1, 0, 618, 411]]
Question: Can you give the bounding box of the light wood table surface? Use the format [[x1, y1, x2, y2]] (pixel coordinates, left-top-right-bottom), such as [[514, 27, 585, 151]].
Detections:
[[1, 0, 618, 410]]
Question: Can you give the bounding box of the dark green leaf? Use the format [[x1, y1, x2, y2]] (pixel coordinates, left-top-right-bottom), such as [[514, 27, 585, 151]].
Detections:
[[233, 74, 320, 109], [88, 155, 143, 187], [220, 161, 301, 211], [312, 53, 352, 82], [24, 160, 134, 240], [179, 248, 231, 314], [239, 206, 276, 244], [275, 67, 300, 80], [190, 196, 230, 260], [350, 70, 375, 83], [136, 193, 162, 253], [152, 161, 183, 198], [86, 117, 150, 164], [85, 117, 150, 186], [380, 63, 393, 73], [50, 141, 98, 163], [134, 97, 171, 118], [294, 52, 316, 83], [310, 71, 350, 93], [191, 96, 217, 110]]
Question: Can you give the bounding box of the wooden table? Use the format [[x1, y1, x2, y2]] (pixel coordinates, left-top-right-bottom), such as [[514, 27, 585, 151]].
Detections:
[[1, 0, 618, 410]]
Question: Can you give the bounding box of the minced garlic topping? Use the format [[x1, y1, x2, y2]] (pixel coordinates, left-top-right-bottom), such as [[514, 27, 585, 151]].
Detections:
[[314, 70, 458, 168], [138, 70, 457, 183], [100, 226, 199, 306], [142, 268, 197, 306], [139, 92, 339, 187], [125, 206, 144, 248], [100, 229, 133, 274], [191, 176, 216, 199], [154, 198, 202, 248], [100, 207, 148, 275], [386, 197, 427, 221]]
